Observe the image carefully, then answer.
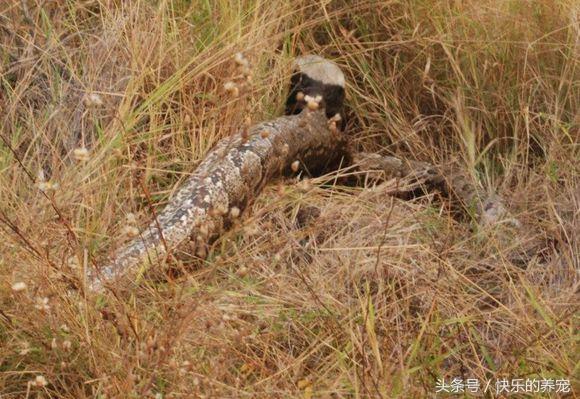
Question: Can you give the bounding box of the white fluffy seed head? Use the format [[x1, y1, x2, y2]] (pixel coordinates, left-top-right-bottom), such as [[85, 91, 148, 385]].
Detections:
[[84, 93, 103, 107], [20, 343, 31, 356], [304, 94, 322, 111], [37, 181, 58, 192], [223, 81, 239, 96], [330, 113, 342, 122], [66, 257, 79, 269], [34, 375, 48, 387], [125, 213, 137, 224], [73, 147, 90, 162], [307, 100, 319, 111], [11, 282, 27, 292], [34, 297, 50, 311], [291, 160, 300, 172], [230, 206, 241, 218], [304, 94, 322, 104], [234, 52, 249, 67], [123, 226, 139, 237]]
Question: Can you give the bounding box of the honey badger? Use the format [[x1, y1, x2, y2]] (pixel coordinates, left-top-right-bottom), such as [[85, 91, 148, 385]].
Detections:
[[285, 55, 346, 129]]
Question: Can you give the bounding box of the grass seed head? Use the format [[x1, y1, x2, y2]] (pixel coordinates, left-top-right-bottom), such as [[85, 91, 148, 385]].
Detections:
[[37, 181, 59, 192], [234, 52, 249, 68], [83, 93, 103, 107], [66, 257, 79, 269], [34, 375, 48, 387], [34, 297, 50, 312], [122, 226, 140, 237], [19, 342, 31, 356], [230, 206, 241, 218], [125, 213, 137, 225], [304, 94, 320, 110], [291, 160, 300, 172], [11, 281, 27, 292], [73, 147, 90, 162], [223, 81, 239, 97]]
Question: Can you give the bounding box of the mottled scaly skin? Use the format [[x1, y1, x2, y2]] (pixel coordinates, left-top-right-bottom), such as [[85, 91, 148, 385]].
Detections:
[[89, 109, 347, 290]]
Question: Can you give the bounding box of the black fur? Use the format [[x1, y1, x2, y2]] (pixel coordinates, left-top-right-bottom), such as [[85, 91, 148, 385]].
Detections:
[[285, 72, 346, 130]]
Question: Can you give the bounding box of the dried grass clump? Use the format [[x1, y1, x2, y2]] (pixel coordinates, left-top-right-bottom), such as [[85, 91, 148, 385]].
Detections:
[[0, 0, 577, 397]]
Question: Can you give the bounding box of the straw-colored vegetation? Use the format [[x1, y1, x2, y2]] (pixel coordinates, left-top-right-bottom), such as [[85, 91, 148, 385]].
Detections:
[[0, 0, 578, 397]]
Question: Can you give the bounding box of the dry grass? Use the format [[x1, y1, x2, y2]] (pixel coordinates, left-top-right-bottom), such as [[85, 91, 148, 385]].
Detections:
[[0, 0, 578, 397]]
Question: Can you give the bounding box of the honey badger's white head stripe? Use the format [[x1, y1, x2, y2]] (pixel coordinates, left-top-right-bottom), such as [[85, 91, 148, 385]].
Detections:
[[294, 55, 345, 88]]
